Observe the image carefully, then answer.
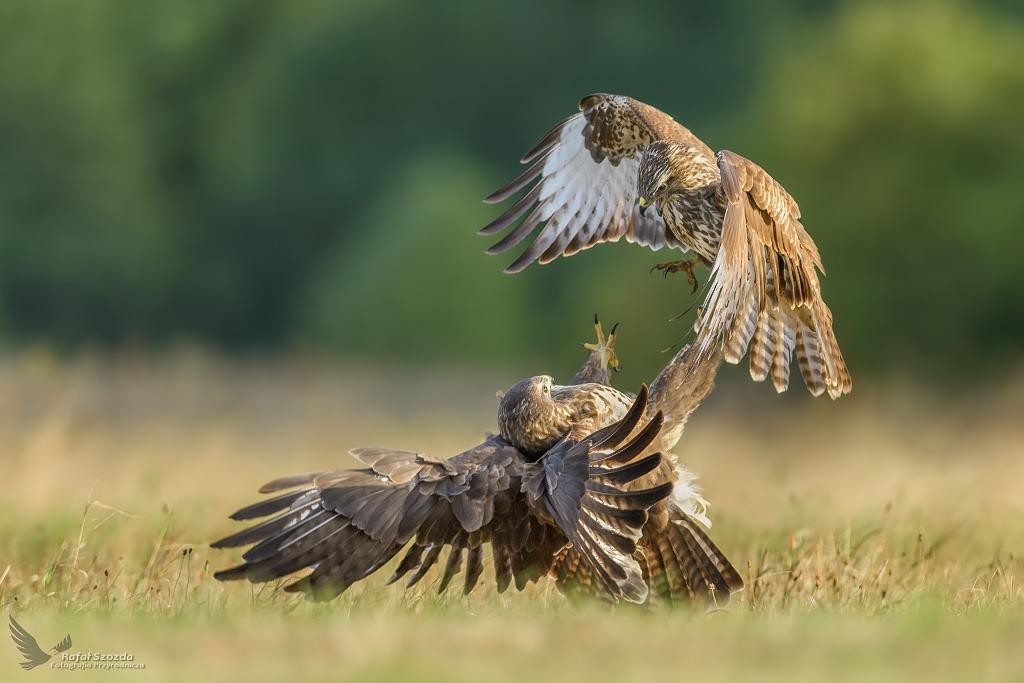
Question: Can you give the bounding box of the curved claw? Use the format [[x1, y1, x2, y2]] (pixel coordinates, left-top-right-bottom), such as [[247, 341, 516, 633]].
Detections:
[[583, 316, 621, 373], [651, 259, 701, 293]]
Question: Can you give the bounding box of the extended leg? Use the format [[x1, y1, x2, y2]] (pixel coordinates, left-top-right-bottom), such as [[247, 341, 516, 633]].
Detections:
[[651, 257, 702, 293], [584, 315, 619, 372], [571, 315, 620, 385]]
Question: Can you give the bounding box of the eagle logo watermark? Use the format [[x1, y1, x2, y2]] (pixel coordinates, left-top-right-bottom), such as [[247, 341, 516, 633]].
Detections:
[[7, 615, 145, 672], [8, 616, 72, 670]]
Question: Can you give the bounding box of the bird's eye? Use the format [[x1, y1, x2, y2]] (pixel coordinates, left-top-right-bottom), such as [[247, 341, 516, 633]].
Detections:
[[656, 183, 667, 194]]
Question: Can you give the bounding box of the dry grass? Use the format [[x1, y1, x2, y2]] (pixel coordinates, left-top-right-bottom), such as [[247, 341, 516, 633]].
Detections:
[[1, 345, 1023, 681]]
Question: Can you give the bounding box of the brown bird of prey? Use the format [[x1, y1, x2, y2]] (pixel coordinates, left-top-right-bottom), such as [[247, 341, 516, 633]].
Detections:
[[482, 94, 852, 399], [213, 320, 742, 606]]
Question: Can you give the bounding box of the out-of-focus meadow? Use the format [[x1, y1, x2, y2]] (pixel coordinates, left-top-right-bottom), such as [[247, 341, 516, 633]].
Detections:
[[1, 0, 1024, 680], [1, 348, 1023, 681]]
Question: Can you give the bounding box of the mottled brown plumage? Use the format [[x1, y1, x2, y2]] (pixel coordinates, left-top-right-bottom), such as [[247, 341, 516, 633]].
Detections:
[[497, 375, 631, 458], [213, 379, 673, 603], [212, 325, 743, 606], [551, 335, 743, 606], [484, 94, 851, 399]]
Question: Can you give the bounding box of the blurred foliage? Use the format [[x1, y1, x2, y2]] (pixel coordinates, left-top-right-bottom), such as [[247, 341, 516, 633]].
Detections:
[[736, 1, 1024, 375], [0, 0, 1021, 380]]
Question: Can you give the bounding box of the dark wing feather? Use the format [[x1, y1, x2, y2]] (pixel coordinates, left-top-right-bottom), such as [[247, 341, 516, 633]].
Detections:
[[530, 387, 673, 603], [213, 436, 525, 600], [483, 94, 694, 273], [463, 545, 485, 594], [228, 489, 312, 521], [258, 472, 320, 494], [590, 410, 663, 465], [702, 150, 851, 399], [589, 452, 661, 486], [348, 447, 428, 484], [438, 537, 467, 593], [586, 383, 648, 450], [210, 500, 321, 551]]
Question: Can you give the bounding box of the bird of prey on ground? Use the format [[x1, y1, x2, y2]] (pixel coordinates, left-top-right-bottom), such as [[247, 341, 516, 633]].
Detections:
[[212, 319, 742, 606], [8, 616, 72, 671], [482, 94, 852, 400]]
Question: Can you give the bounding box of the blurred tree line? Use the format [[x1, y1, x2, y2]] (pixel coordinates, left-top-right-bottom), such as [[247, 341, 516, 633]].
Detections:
[[0, 0, 1021, 383]]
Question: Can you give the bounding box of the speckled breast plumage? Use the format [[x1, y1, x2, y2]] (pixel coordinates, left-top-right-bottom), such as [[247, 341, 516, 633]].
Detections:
[[663, 191, 725, 265]]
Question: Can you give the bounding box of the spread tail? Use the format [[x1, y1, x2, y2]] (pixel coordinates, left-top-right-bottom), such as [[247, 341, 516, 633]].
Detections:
[[641, 500, 744, 607]]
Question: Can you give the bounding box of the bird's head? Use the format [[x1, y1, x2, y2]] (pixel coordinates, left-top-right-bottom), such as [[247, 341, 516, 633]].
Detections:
[[637, 142, 676, 216], [497, 375, 576, 457], [637, 141, 717, 216], [498, 375, 554, 428]]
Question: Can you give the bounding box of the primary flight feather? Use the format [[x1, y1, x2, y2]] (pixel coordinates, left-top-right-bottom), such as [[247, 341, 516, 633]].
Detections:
[[212, 323, 742, 605], [483, 94, 851, 399]]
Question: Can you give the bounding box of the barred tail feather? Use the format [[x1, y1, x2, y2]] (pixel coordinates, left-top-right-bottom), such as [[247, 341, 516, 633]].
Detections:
[[670, 508, 744, 595], [795, 321, 826, 397], [748, 312, 777, 383], [646, 523, 703, 603], [725, 287, 758, 365], [641, 501, 743, 607], [770, 314, 796, 393], [810, 300, 852, 399]]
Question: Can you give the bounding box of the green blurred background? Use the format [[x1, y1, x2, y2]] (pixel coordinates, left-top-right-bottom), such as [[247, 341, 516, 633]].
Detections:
[[0, 0, 1022, 384]]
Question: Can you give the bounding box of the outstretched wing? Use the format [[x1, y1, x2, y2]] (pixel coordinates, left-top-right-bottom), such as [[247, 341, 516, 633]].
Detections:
[[8, 616, 51, 670], [702, 150, 851, 399], [482, 94, 711, 273], [378, 440, 566, 597], [213, 386, 673, 603], [527, 385, 673, 602], [212, 437, 521, 600]]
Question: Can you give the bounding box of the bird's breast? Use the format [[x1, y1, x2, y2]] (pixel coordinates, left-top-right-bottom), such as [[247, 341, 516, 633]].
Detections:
[[583, 386, 632, 431], [664, 194, 723, 263]]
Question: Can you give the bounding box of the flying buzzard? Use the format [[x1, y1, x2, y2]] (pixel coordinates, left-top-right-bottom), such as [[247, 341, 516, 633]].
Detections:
[[482, 94, 852, 400], [213, 321, 741, 605]]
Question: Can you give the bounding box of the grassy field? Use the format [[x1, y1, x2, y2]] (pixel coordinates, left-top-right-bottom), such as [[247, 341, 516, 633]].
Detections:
[[1, 346, 1023, 681]]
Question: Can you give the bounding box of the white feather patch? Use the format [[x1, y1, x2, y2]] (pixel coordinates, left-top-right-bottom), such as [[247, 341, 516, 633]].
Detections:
[[526, 115, 677, 261], [672, 466, 712, 529]]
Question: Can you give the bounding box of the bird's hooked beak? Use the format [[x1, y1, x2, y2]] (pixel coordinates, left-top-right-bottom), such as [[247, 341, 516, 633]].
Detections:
[[637, 196, 664, 217]]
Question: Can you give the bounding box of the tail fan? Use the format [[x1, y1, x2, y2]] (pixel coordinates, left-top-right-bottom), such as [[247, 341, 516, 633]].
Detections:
[[641, 500, 744, 607]]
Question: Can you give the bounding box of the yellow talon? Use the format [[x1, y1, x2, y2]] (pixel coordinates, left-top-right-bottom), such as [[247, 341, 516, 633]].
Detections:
[[583, 315, 620, 372], [651, 258, 701, 293]]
